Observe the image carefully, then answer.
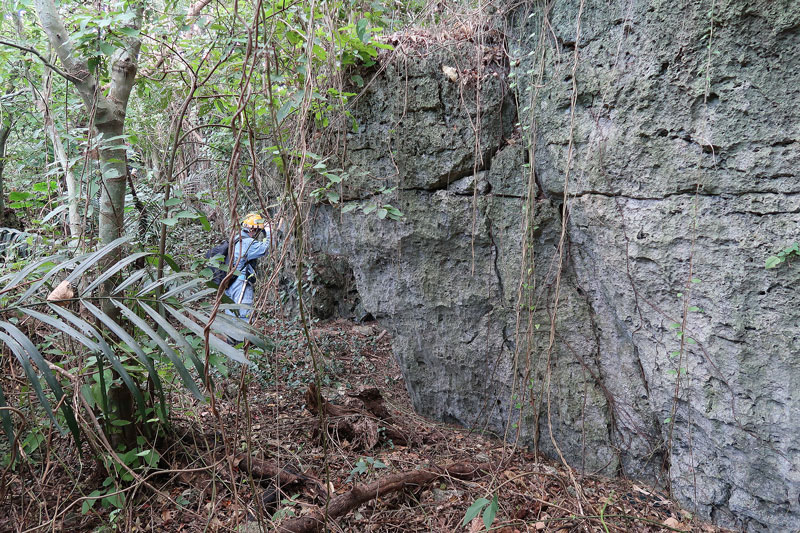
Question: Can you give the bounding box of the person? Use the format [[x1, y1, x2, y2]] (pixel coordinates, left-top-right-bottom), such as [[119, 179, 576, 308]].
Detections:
[[224, 212, 273, 321]]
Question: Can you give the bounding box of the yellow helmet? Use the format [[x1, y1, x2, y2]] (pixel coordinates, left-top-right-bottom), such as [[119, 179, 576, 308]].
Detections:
[[241, 212, 266, 230]]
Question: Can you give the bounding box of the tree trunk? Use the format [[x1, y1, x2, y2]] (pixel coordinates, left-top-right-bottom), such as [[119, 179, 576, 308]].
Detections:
[[0, 121, 10, 215], [34, 0, 145, 447], [34, 0, 142, 250], [29, 63, 82, 239], [34, 0, 142, 314]]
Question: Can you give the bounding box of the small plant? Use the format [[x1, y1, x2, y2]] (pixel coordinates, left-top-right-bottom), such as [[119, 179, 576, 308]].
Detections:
[[341, 186, 404, 220], [272, 493, 301, 521], [347, 456, 387, 482], [461, 493, 498, 531], [765, 243, 799, 269]]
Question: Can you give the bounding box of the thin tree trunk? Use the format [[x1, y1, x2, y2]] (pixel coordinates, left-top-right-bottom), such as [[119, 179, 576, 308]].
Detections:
[[34, 0, 145, 447], [14, 7, 83, 239], [0, 122, 10, 214], [30, 64, 82, 239], [34, 0, 142, 250]]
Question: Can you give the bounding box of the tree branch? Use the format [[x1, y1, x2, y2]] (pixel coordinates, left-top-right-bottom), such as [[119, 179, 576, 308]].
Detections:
[[0, 39, 82, 85], [33, 0, 98, 105], [276, 462, 490, 533], [107, 2, 145, 110], [187, 0, 214, 17]]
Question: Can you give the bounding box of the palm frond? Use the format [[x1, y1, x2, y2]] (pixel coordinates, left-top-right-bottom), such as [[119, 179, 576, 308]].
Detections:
[[0, 243, 272, 448]]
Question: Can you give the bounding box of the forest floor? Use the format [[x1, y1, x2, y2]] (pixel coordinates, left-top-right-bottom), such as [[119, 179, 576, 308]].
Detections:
[[0, 318, 734, 533]]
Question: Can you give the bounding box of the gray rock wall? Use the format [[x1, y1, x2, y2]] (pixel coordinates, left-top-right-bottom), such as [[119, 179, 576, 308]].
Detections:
[[306, 2, 800, 531]]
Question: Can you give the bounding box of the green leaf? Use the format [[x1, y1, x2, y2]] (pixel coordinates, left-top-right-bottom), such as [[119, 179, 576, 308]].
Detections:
[[65, 236, 131, 286], [197, 213, 211, 231], [276, 99, 296, 124], [1, 253, 65, 294], [164, 197, 182, 207], [187, 308, 271, 351], [161, 278, 206, 299], [81, 252, 151, 295], [117, 26, 139, 37], [161, 217, 179, 226], [11, 255, 75, 305], [163, 304, 250, 366], [356, 18, 369, 42], [112, 269, 149, 295], [47, 305, 148, 420], [82, 301, 167, 420], [0, 383, 16, 448], [765, 255, 781, 269], [0, 324, 80, 444], [138, 302, 205, 378], [112, 301, 203, 401], [98, 41, 116, 56], [483, 494, 498, 530], [137, 272, 193, 296], [8, 191, 31, 201], [462, 498, 490, 527]]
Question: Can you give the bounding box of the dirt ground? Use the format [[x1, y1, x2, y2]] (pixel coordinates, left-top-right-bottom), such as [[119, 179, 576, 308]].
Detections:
[[0, 318, 733, 533]]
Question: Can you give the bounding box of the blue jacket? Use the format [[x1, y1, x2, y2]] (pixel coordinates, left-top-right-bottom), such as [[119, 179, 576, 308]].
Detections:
[[224, 229, 271, 317]]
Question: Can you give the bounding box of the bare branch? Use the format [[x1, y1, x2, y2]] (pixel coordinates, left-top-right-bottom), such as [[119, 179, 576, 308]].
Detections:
[[0, 39, 83, 85]]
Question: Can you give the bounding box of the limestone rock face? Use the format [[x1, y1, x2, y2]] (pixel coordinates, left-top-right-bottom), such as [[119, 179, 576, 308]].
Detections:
[[307, 3, 800, 531]]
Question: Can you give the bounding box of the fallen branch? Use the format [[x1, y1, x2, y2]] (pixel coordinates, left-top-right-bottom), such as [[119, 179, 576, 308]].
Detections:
[[277, 462, 490, 533], [234, 454, 328, 500]]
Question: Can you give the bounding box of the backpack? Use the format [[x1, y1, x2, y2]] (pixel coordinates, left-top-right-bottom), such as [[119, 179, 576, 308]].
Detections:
[[204, 240, 232, 289], [204, 238, 258, 291]]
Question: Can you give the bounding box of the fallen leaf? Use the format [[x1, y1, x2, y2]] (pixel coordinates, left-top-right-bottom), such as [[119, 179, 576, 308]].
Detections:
[[442, 65, 459, 82], [47, 279, 73, 306], [469, 517, 484, 533], [535, 522, 546, 530], [663, 516, 684, 529]]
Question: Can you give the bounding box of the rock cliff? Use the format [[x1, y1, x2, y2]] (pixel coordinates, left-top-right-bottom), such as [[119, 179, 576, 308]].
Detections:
[[306, 1, 800, 530]]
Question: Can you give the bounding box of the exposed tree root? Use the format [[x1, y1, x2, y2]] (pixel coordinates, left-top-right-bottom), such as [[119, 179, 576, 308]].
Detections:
[[277, 462, 490, 533], [305, 384, 412, 447]]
